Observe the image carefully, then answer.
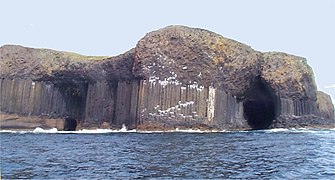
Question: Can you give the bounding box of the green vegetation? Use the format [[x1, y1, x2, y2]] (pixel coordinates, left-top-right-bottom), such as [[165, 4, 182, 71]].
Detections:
[[62, 51, 109, 61]]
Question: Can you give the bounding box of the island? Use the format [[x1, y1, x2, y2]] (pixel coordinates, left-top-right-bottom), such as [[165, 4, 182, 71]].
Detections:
[[0, 25, 334, 131]]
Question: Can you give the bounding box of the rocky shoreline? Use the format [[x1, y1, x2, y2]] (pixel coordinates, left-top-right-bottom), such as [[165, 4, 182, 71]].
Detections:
[[1, 112, 333, 132], [1, 25, 334, 131]]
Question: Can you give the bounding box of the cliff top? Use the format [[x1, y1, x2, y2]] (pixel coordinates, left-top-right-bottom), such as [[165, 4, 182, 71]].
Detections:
[[261, 51, 317, 99], [1, 45, 109, 61], [0, 44, 133, 83], [133, 25, 259, 97], [0, 25, 321, 99]]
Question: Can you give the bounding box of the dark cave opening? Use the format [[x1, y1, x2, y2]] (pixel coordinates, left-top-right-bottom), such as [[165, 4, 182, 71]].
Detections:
[[243, 76, 277, 129], [63, 118, 77, 131]]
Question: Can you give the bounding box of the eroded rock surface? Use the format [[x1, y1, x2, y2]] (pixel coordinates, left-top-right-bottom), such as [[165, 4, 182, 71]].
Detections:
[[0, 25, 334, 130], [261, 52, 317, 99], [317, 91, 335, 120], [0, 45, 135, 83], [133, 25, 259, 97]]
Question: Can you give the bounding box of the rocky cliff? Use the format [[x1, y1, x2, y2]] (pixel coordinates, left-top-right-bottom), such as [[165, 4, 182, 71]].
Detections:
[[1, 25, 334, 131], [317, 91, 334, 120]]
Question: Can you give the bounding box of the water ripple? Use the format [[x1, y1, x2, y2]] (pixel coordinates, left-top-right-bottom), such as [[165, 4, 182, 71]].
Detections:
[[1, 130, 334, 179]]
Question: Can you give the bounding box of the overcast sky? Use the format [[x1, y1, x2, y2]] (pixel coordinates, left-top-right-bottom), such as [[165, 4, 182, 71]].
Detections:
[[1, 0, 334, 101]]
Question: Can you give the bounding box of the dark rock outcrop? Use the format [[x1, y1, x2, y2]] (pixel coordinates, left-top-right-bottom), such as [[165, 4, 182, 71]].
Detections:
[[1, 25, 334, 130], [133, 25, 259, 97], [317, 91, 335, 120], [0, 45, 135, 83], [261, 52, 317, 99]]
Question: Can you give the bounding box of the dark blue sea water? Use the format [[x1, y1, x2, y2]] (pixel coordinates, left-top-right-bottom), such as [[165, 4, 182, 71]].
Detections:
[[1, 128, 335, 179]]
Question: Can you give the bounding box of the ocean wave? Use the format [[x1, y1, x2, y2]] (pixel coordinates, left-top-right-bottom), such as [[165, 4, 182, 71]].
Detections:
[[33, 127, 59, 133], [1, 126, 333, 134], [262, 128, 335, 133], [1, 126, 224, 134], [1, 124, 137, 134], [139, 128, 225, 134], [263, 128, 290, 132], [0, 129, 30, 134]]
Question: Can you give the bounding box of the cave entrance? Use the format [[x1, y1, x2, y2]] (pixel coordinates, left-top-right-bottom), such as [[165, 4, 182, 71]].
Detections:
[[243, 76, 277, 129], [63, 118, 77, 131]]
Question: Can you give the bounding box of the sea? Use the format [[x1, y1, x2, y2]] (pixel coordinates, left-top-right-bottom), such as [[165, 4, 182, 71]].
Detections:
[[1, 127, 334, 179]]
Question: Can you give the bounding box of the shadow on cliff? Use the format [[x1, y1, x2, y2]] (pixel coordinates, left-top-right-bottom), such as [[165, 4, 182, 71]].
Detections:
[[55, 82, 88, 121]]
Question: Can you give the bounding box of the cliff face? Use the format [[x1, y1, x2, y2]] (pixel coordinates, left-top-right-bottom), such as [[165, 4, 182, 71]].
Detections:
[[1, 25, 334, 130], [260, 52, 319, 118], [0, 45, 135, 83], [133, 25, 259, 97], [317, 91, 335, 120]]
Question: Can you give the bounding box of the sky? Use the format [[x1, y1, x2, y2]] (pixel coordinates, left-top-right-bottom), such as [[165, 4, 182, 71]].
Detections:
[[1, 0, 334, 102]]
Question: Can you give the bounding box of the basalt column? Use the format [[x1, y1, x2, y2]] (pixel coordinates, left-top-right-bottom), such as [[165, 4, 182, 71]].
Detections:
[[1, 25, 334, 131], [56, 82, 88, 121], [0, 78, 67, 117], [113, 80, 140, 129], [84, 81, 117, 127]]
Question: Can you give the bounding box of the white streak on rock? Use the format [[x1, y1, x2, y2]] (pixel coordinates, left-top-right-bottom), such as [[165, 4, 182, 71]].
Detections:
[[207, 86, 216, 122]]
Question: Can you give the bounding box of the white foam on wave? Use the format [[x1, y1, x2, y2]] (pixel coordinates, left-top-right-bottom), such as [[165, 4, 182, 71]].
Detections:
[[1, 126, 333, 134], [263, 128, 335, 133], [76, 125, 137, 134], [0, 129, 30, 134], [138, 128, 225, 133], [264, 128, 289, 132], [290, 128, 327, 133], [33, 127, 58, 133], [174, 128, 223, 133], [0, 124, 137, 134]]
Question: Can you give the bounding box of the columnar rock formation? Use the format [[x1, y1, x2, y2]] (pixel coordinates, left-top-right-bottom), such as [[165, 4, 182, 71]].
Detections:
[[0, 25, 334, 130]]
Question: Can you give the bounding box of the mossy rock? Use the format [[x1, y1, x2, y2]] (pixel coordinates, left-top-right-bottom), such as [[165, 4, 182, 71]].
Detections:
[[261, 52, 317, 99]]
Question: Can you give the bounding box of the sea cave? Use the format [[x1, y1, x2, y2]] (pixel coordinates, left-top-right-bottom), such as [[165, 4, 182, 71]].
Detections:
[[243, 77, 277, 129]]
